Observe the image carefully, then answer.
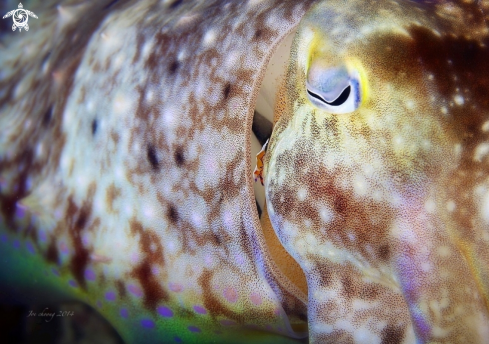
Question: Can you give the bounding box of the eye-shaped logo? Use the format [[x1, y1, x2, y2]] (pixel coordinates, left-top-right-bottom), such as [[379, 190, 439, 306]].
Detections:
[[2, 3, 38, 32]]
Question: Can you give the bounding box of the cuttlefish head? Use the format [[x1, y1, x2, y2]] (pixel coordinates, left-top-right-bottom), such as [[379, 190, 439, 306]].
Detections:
[[265, 0, 489, 342]]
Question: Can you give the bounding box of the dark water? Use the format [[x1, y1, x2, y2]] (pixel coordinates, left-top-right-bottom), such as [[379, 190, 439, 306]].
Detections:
[[0, 302, 124, 344]]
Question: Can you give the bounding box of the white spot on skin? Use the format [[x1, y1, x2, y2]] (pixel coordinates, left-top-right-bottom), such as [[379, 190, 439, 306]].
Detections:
[[483, 230, 489, 242], [393, 135, 403, 146], [353, 326, 379, 343], [191, 212, 203, 229], [348, 232, 356, 242], [175, 14, 200, 27], [203, 30, 217, 47], [473, 143, 489, 162], [297, 187, 307, 201], [247, 0, 265, 7], [454, 143, 462, 158], [437, 246, 451, 258], [353, 174, 368, 197], [421, 261, 431, 272], [482, 121, 489, 132], [425, 199, 436, 213], [145, 89, 155, 103], [446, 200, 456, 212], [319, 205, 334, 224], [482, 192, 489, 224], [142, 203, 156, 219], [113, 94, 132, 114], [36, 143, 44, 158], [167, 240, 177, 254], [305, 232, 317, 248], [441, 106, 448, 115], [454, 95, 464, 105]]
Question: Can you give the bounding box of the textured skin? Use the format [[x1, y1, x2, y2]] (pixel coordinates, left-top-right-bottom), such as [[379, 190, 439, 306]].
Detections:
[[0, 0, 488, 343], [265, 0, 489, 342]]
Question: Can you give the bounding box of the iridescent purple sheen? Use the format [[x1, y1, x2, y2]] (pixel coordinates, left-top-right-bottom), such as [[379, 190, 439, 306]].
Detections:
[[141, 319, 155, 329], [412, 309, 431, 341], [15, 203, 25, 218], [220, 319, 236, 326], [193, 305, 207, 315], [68, 280, 78, 288], [38, 230, 47, 242], [13, 240, 20, 249], [188, 326, 201, 333], [84, 268, 96, 281], [26, 241, 35, 254], [1, 234, 8, 242], [174, 336, 182, 343], [120, 308, 128, 318], [51, 267, 60, 276], [60, 242, 70, 255], [105, 291, 116, 301], [128, 284, 143, 297], [157, 306, 173, 318]]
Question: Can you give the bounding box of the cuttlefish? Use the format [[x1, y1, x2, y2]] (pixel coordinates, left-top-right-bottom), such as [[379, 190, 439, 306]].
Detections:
[[1, 0, 489, 343]]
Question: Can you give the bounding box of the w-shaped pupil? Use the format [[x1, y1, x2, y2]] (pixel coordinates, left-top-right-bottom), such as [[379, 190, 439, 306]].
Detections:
[[307, 85, 351, 106]]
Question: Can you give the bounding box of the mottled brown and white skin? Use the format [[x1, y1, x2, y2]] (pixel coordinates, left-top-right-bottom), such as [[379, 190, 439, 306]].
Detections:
[[0, 0, 488, 343]]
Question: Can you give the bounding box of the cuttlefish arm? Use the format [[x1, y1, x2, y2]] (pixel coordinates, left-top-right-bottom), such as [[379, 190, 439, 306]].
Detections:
[[265, 0, 489, 342]]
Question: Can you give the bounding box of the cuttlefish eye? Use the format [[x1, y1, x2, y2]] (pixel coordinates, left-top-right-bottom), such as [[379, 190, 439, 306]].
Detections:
[[306, 63, 362, 114]]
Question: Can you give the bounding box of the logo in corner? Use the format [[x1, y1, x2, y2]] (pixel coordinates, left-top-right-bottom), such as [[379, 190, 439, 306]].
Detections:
[[2, 3, 38, 32]]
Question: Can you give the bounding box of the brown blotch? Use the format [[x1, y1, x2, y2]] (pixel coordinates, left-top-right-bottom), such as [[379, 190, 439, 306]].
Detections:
[[146, 144, 159, 171], [408, 26, 489, 109], [91, 119, 97, 135], [316, 330, 355, 343], [42, 105, 53, 127], [333, 194, 348, 214], [75, 210, 88, 230], [129, 219, 169, 311], [116, 279, 126, 299], [254, 29, 262, 39], [103, 0, 120, 10], [66, 184, 96, 290], [381, 325, 405, 344], [314, 263, 334, 289], [45, 238, 59, 265], [169, 0, 183, 9], [223, 83, 231, 99], [70, 212, 91, 288], [167, 204, 179, 224], [0, 148, 34, 229], [341, 275, 355, 299], [110, 131, 120, 144], [198, 270, 240, 320], [106, 184, 121, 213], [359, 285, 380, 300], [212, 233, 221, 245], [378, 244, 390, 261], [169, 60, 180, 75], [174, 146, 185, 167]]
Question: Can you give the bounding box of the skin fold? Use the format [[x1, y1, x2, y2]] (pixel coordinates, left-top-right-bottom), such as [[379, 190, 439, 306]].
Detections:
[[0, 0, 488, 343]]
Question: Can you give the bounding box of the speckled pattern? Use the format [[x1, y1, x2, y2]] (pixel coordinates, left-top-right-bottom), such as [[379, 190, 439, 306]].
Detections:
[[0, 0, 488, 343], [265, 0, 489, 342]]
